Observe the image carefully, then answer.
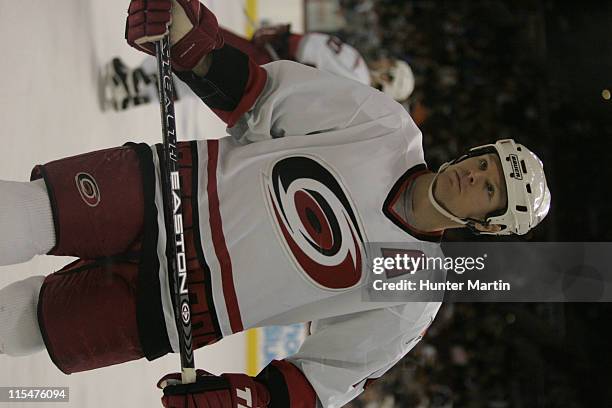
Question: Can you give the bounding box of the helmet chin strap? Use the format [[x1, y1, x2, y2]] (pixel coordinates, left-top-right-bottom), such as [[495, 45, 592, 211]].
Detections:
[[427, 162, 469, 226]]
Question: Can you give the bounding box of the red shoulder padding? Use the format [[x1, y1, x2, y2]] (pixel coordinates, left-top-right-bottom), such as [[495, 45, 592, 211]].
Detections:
[[270, 360, 317, 408]]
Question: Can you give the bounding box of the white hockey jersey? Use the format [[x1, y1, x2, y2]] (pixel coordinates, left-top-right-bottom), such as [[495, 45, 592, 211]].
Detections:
[[140, 32, 371, 143], [295, 33, 371, 86], [151, 61, 443, 408]]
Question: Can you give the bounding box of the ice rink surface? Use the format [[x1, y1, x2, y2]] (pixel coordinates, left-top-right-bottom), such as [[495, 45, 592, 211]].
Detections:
[[0, 1, 254, 406]]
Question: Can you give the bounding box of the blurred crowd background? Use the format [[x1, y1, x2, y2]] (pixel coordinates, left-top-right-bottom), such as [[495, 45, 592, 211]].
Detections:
[[347, 302, 612, 408], [317, 0, 612, 406]]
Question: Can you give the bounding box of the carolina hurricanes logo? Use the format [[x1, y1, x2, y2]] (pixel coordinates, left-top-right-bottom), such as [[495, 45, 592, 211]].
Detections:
[[263, 156, 365, 290], [75, 172, 101, 207]]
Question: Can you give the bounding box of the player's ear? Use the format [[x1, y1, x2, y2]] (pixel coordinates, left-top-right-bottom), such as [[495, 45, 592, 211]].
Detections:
[[473, 222, 502, 234]]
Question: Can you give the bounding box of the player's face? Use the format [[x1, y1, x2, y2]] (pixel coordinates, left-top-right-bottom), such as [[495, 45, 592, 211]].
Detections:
[[433, 153, 508, 223]]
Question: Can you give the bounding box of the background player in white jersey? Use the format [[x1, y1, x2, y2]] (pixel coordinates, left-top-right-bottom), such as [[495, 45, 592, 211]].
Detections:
[[0, 1, 550, 407], [102, 24, 415, 111]]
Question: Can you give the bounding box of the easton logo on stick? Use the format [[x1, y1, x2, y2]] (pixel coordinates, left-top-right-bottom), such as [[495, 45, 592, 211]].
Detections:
[[170, 171, 188, 296]]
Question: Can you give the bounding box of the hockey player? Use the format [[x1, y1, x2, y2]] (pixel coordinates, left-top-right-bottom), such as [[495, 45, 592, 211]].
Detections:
[[102, 24, 414, 111], [224, 24, 415, 101], [0, 1, 550, 407]]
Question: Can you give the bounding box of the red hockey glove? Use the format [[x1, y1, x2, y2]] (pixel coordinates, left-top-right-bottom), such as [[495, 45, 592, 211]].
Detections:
[[158, 369, 270, 408], [125, 0, 224, 71]]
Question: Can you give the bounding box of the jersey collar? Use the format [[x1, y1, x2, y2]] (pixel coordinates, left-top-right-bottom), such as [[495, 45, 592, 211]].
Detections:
[[383, 164, 444, 243]]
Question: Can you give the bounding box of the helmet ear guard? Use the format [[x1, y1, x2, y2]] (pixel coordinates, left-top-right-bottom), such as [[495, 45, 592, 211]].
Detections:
[[428, 139, 551, 236]]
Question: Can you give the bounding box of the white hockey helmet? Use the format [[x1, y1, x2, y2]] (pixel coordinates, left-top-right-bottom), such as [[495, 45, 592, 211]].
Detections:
[[428, 139, 551, 235], [380, 60, 415, 101]]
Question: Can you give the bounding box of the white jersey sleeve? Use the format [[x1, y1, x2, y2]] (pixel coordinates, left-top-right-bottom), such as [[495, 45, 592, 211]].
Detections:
[[295, 33, 371, 86], [287, 301, 441, 408], [229, 60, 406, 145]]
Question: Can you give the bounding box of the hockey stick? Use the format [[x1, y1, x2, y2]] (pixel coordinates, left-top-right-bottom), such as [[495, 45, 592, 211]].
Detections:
[[155, 35, 197, 385]]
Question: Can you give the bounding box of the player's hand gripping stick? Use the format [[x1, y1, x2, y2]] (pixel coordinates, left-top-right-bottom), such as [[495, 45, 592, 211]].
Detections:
[[158, 370, 271, 408]]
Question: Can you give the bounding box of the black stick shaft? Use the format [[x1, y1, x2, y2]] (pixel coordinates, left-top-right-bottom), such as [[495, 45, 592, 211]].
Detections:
[[155, 37, 196, 384]]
